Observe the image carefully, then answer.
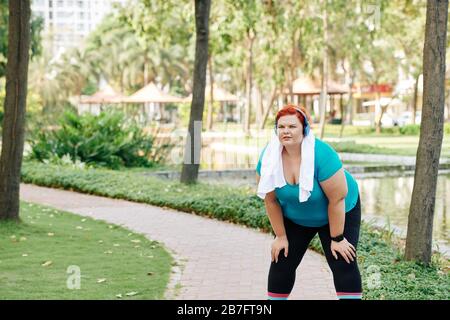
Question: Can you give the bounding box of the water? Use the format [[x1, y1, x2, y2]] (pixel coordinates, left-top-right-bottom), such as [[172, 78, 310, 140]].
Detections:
[[356, 175, 449, 255]]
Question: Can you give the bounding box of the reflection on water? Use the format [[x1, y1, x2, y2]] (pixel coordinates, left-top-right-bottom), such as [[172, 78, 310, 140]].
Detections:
[[356, 175, 449, 252]]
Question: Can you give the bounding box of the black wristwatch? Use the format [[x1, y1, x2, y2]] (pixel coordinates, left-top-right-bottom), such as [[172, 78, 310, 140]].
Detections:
[[331, 234, 344, 242]]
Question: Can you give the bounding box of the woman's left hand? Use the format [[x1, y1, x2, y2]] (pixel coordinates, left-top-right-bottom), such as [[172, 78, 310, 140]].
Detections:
[[331, 238, 356, 264]]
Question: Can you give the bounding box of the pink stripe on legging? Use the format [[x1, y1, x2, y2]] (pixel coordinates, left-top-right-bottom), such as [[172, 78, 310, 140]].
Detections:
[[337, 292, 362, 296], [268, 292, 290, 298]]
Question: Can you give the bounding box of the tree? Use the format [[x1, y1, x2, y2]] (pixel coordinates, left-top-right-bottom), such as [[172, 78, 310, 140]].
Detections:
[[180, 0, 211, 184], [405, 0, 448, 264], [0, 0, 43, 79], [318, 0, 328, 140], [0, 0, 31, 220]]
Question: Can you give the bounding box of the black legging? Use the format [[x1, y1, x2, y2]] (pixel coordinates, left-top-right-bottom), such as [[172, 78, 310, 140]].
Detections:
[[268, 196, 362, 300]]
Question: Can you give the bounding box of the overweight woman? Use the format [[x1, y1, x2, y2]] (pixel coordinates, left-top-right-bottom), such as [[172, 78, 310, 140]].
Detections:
[[256, 104, 362, 300]]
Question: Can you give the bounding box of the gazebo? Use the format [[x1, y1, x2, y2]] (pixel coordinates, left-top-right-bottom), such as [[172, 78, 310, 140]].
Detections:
[[289, 76, 349, 121], [122, 82, 184, 123], [184, 84, 240, 122], [77, 84, 125, 115]]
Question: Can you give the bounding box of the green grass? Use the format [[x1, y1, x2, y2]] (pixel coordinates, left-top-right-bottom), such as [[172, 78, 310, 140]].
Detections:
[[325, 135, 450, 158], [0, 202, 173, 299], [20, 161, 450, 300]]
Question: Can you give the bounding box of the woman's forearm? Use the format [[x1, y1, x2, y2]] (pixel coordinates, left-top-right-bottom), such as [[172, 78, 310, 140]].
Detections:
[[265, 200, 287, 238], [328, 198, 346, 237]]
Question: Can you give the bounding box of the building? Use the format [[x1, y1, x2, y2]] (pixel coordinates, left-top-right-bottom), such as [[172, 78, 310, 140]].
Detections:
[[31, 0, 128, 56]]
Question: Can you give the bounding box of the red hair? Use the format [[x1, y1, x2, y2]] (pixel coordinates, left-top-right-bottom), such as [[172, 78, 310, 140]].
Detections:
[[275, 104, 310, 128]]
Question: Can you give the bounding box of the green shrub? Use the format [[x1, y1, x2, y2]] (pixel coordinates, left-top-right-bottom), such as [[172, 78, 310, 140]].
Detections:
[[399, 124, 421, 135], [27, 111, 172, 169]]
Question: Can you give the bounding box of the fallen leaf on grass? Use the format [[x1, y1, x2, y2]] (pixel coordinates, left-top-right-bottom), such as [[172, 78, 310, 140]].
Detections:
[[125, 292, 138, 297], [97, 278, 107, 283], [41, 261, 53, 267]]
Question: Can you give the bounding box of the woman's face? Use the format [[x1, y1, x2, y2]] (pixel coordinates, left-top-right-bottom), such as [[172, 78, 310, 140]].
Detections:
[[276, 114, 304, 146]]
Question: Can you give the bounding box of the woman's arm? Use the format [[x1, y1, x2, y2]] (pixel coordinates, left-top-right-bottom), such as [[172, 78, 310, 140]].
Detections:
[[256, 174, 286, 237], [257, 173, 289, 262], [319, 169, 356, 264], [319, 168, 348, 238]]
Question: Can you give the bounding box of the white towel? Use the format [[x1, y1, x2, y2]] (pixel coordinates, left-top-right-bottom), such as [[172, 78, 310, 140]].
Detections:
[[257, 130, 315, 202]]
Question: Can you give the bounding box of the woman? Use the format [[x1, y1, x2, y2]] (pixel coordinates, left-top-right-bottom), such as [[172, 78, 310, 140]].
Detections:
[[256, 104, 362, 300]]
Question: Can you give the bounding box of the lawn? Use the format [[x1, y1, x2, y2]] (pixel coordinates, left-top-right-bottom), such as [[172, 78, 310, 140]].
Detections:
[[0, 202, 173, 299]]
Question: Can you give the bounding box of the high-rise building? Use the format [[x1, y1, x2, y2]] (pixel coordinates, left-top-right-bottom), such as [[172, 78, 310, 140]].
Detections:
[[31, 0, 128, 56]]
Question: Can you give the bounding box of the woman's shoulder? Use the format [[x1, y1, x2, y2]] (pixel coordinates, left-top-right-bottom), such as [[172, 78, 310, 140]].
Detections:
[[314, 138, 336, 154]]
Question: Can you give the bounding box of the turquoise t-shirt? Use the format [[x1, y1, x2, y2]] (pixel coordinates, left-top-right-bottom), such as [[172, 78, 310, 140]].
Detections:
[[256, 138, 359, 227]]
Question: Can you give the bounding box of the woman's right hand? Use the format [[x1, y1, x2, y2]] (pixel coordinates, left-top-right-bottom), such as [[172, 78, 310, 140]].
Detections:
[[271, 235, 289, 263]]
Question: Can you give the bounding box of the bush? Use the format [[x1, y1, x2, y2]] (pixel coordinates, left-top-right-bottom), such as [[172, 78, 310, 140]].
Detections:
[[399, 124, 421, 135], [27, 111, 171, 169]]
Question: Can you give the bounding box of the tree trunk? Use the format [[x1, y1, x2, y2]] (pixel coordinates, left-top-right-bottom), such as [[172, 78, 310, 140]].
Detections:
[[144, 54, 149, 85], [340, 72, 354, 138], [375, 90, 382, 134], [412, 74, 420, 124], [319, 0, 328, 140], [244, 31, 255, 135], [256, 85, 263, 126], [405, 0, 448, 264], [206, 54, 214, 130], [259, 86, 278, 130], [0, 0, 31, 220], [288, 29, 299, 104], [180, 0, 211, 184]]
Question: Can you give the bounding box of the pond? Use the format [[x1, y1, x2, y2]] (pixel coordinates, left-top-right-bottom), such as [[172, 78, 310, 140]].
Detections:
[[356, 174, 449, 256]]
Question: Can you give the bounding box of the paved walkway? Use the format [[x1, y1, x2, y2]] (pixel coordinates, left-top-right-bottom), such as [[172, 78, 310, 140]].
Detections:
[[20, 184, 336, 300]]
